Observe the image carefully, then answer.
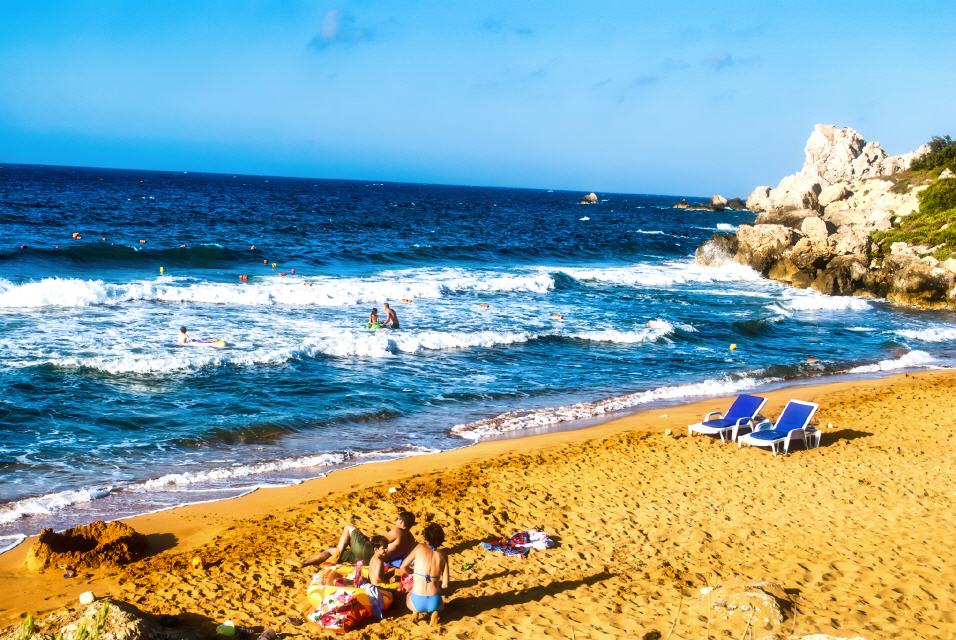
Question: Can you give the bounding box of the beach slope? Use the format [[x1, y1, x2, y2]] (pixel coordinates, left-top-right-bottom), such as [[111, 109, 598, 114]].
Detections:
[[1, 371, 954, 638]]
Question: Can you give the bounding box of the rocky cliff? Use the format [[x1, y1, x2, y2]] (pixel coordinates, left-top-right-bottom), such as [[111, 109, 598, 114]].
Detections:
[[696, 124, 956, 309]]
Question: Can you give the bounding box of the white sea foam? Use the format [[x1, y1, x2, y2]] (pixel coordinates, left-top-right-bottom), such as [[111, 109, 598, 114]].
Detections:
[[895, 327, 956, 343], [631, 229, 665, 235], [23, 328, 542, 374], [450, 374, 773, 440], [0, 270, 555, 309], [0, 534, 26, 553], [0, 486, 113, 525], [847, 350, 936, 374], [547, 260, 761, 288], [134, 452, 350, 490], [569, 320, 692, 344], [776, 290, 872, 312], [716, 223, 738, 232]]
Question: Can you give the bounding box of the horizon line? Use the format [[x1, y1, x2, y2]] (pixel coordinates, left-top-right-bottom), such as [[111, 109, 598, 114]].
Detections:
[[0, 160, 711, 202]]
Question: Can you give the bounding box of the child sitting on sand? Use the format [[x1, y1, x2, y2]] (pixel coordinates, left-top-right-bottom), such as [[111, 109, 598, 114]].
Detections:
[[399, 522, 450, 626]]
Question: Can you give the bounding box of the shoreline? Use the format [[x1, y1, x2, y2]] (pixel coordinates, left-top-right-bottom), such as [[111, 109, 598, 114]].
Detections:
[[2, 368, 955, 637], [0, 358, 944, 549]]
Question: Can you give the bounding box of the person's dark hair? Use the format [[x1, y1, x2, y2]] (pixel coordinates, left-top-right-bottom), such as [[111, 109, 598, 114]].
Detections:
[[179, 326, 187, 333], [423, 522, 445, 549], [370, 535, 389, 550], [371, 308, 377, 314], [384, 302, 390, 307], [397, 510, 416, 528]]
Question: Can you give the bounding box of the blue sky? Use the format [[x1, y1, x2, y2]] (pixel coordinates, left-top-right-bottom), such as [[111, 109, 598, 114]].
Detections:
[[1, 1, 954, 195]]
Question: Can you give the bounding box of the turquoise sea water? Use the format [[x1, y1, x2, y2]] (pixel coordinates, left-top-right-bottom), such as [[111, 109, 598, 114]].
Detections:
[[1, 163, 954, 549]]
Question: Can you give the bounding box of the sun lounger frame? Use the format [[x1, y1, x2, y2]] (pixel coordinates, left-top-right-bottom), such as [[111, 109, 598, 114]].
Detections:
[[687, 394, 768, 443], [736, 399, 819, 455]]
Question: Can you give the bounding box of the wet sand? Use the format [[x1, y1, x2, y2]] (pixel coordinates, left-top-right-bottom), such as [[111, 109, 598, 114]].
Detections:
[[1, 370, 954, 638]]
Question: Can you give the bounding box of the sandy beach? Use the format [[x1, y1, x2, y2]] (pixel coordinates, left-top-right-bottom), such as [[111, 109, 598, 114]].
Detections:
[[1, 370, 954, 639]]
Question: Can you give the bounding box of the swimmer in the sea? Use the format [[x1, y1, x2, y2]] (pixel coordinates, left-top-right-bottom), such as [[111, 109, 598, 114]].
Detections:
[[367, 308, 381, 329], [178, 326, 191, 344]]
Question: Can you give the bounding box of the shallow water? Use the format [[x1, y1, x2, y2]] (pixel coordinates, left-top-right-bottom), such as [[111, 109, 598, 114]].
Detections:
[[1, 163, 954, 547]]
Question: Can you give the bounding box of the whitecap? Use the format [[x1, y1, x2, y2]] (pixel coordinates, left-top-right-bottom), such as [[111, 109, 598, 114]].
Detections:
[[0, 486, 113, 525], [847, 350, 936, 374], [895, 327, 956, 343], [450, 374, 773, 440]]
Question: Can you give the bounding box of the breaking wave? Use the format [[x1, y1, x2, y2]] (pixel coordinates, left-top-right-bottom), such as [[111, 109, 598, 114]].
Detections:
[[450, 374, 773, 440], [895, 327, 956, 343], [847, 350, 936, 374]]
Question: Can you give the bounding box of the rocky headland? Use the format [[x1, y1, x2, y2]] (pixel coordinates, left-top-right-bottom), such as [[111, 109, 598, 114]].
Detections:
[[697, 124, 956, 308]]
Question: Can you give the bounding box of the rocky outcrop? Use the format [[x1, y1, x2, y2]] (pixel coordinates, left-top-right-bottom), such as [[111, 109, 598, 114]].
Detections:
[[579, 192, 598, 204], [673, 195, 747, 211], [26, 521, 148, 572], [746, 124, 929, 223], [698, 125, 956, 309]]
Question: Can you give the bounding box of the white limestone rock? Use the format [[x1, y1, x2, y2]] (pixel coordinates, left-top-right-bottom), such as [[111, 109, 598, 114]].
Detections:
[[818, 183, 850, 208]]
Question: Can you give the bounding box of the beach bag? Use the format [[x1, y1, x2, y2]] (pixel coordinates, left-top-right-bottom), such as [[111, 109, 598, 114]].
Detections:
[[306, 587, 371, 633]]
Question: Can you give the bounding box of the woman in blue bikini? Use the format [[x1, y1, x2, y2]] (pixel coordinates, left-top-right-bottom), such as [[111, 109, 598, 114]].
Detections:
[[399, 522, 449, 625]]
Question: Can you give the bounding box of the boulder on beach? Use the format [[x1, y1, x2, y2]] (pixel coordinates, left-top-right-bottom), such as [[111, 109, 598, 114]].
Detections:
[[26, 521, 149, 572]]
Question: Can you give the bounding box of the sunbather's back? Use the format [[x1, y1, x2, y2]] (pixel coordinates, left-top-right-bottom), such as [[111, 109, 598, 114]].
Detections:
[[409, 544, 447, 596]]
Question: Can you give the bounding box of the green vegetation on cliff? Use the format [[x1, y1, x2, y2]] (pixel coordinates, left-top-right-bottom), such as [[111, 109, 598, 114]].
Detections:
[[910, 135, 956, 172], [873, 178, 956, 260]]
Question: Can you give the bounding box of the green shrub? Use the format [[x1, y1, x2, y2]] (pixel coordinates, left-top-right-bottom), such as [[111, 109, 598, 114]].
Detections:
[[872, 180, 956, 260], [18, 615, 35, 640], [910, 135, 956, 172], [918, 178, 956, 216]]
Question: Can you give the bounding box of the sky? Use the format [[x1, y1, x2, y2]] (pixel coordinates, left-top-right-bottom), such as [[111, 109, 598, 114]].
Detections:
[[1, 1, 954, 196]]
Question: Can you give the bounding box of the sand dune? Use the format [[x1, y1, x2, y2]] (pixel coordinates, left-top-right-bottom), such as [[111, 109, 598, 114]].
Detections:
[[1, 371, 954, 638]]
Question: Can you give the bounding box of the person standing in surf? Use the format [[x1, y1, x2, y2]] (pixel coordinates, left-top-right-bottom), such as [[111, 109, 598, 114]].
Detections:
[[382, 302, 400, 329]]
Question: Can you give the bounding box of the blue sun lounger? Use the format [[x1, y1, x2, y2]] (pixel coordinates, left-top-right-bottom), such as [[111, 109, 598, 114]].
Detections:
[[687, 394, 767, 442], [737, 399, 819, 455]]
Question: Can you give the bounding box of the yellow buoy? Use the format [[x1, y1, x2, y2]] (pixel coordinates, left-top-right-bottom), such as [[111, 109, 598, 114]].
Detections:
[[729, 343, 737, 351], [271, 262, 277, 269], [159, 266, 164, 274]]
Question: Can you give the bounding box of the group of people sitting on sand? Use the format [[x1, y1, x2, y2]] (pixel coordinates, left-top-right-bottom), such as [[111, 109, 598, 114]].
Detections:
[[297, 510, 448, 624]]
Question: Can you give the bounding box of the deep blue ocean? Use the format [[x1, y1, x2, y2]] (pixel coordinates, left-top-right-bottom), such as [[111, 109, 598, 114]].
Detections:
[[2, 163, 955, 548]]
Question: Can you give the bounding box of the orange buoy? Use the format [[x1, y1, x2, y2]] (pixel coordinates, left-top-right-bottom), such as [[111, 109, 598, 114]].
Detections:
[[263, 259, 268, 264], [139, 239, 147, 244], [478, 303, 489, 309], [551, 313, 564, 320], [806, 357, 818, 363], [401, 298, 413, 303]]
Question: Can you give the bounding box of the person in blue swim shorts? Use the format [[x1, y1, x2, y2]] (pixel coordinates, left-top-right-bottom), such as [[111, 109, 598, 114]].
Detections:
[[399, 522, 449, 625]]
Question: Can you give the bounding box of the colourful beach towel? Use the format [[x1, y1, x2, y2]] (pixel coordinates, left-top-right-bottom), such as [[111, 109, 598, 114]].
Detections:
[[481, 530, 555, 557]]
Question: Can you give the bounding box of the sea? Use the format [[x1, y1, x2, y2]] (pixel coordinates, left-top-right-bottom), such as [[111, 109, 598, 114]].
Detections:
[[2, 163, 955, 550]]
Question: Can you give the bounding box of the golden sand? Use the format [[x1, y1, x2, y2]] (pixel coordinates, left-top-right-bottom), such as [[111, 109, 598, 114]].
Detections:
[[1, 371, 955, 638]]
